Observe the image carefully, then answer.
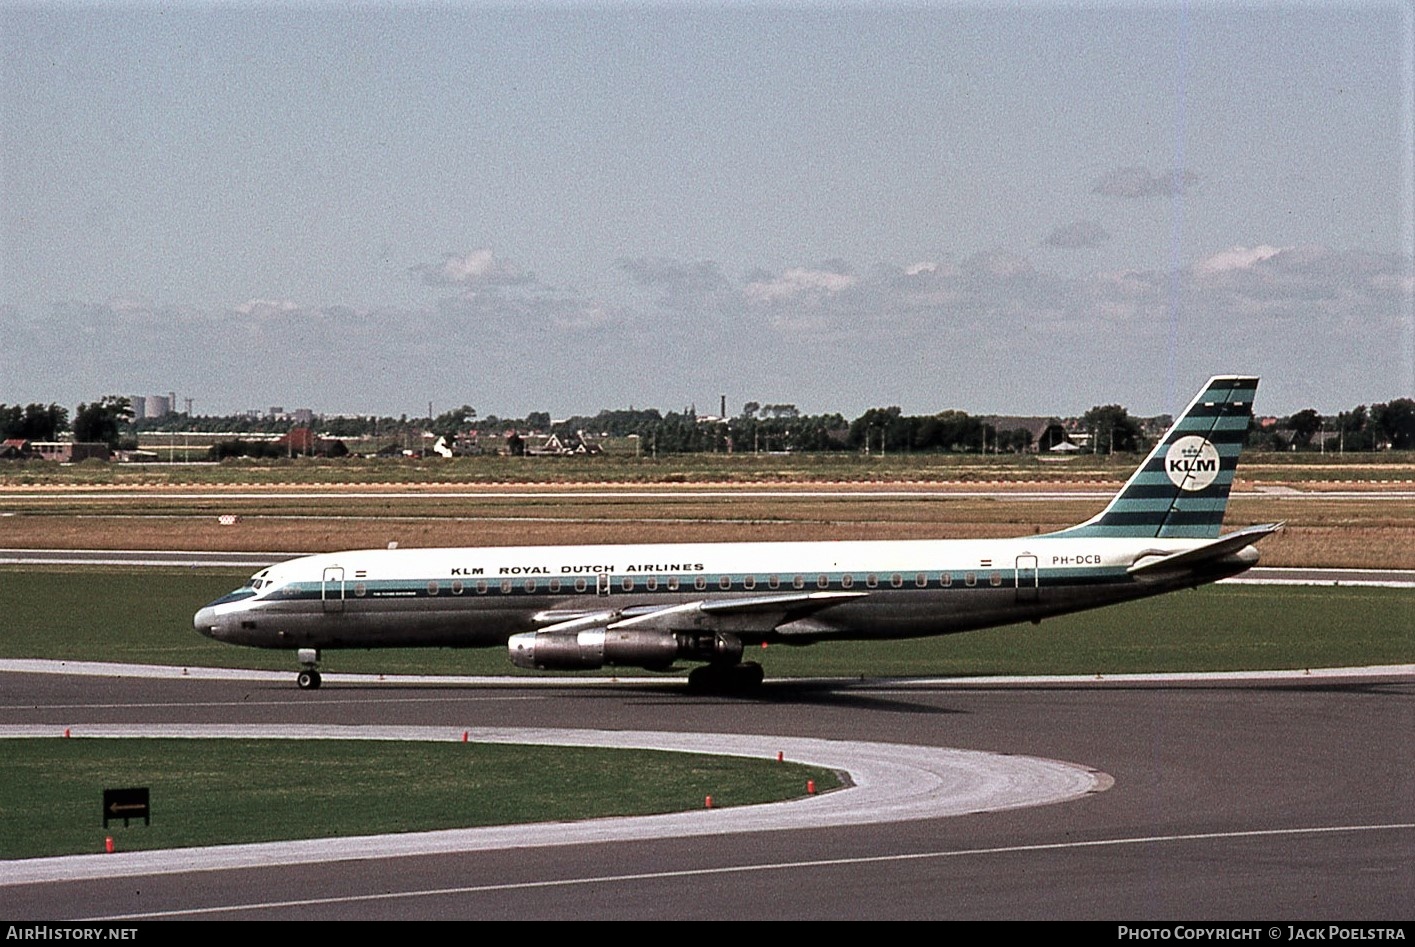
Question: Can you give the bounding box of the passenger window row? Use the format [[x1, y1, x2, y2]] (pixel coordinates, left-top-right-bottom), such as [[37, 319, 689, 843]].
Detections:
[[350, 571, 1007, 597]]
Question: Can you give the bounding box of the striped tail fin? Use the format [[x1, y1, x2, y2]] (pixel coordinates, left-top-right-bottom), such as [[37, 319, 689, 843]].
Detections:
[[1049, 376, 1258, 539]]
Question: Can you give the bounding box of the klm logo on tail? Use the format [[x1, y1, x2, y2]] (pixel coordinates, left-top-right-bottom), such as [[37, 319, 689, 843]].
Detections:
[[1165, 436, 1221, 491]]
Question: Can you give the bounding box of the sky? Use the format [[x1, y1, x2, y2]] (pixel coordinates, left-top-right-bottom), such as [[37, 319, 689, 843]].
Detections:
[[2, 2, 1412, 421]]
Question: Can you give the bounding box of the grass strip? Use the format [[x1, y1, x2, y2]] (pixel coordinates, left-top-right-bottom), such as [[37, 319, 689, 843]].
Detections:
[[0, 738, 838, 859], [0, 569, 1409, 677], [4, 449, 1412, 488]]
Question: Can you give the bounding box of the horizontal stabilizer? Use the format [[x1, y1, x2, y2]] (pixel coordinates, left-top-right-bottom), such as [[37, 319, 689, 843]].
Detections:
[[1127, 522, 1283, 575]]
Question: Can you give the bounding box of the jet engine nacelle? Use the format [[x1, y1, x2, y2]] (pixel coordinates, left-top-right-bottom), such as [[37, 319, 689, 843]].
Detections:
[[508, 628, 743, 671]]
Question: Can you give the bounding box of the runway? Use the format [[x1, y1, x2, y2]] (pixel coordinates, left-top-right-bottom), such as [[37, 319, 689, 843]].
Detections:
[[1, 668, 1411, 919]]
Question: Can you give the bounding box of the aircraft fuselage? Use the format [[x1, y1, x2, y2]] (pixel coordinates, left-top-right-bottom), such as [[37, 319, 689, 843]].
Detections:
[[194, 534, 1260, 651]]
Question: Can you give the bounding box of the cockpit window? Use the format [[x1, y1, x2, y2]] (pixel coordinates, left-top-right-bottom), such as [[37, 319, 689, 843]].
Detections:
[[218, 570, 277, 604], [207, 586, 260, 607]]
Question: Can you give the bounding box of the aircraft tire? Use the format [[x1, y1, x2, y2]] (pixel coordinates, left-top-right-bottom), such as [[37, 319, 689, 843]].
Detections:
[[738, 661, 765, 687], [687, 662, 764, 694], [297, 670, 321, 690]]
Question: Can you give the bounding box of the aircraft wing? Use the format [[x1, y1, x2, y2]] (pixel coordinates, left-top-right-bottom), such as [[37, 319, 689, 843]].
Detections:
[[514, 591, 867, 671], [1127, 522, 1283, 576], [533, 590, 866, 636]]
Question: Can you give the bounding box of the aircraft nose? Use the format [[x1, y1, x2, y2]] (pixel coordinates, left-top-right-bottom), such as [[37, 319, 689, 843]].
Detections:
[[194, 605, 219, 638]]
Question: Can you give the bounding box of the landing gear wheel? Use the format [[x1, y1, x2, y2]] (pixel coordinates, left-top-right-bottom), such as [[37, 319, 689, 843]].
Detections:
[[737, 661, 765, 687], [295, 648, 322, 691], [687, 661, 764, 694]]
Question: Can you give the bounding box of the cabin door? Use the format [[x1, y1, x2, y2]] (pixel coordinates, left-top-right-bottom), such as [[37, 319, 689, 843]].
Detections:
[[322, 566, 345, 612], [596, 572, 611, 596], [1014, 555, 1039, 603]]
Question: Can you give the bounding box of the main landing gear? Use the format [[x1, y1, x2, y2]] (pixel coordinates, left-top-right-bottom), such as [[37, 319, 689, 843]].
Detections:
[[686, 661, 765, 694], [296, 648, 322, 690]]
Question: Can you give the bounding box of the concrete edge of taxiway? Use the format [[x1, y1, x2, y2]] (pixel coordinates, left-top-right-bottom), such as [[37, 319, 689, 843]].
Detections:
[[1, 658, 1413, 686], [0, 725, 1111, 885]]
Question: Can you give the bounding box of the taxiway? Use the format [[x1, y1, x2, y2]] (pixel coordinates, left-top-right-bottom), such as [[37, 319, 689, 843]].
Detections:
[[1, 668, 1411, 920]]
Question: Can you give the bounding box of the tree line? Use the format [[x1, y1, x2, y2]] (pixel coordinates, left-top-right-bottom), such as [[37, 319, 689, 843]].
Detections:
[[3, 395, 1413, 454], [1, 397, 133, 447]]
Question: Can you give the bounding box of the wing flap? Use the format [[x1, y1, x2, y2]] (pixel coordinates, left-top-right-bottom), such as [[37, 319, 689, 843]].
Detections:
[[609, 590, 866, 634], [536, 591, 867, 637]]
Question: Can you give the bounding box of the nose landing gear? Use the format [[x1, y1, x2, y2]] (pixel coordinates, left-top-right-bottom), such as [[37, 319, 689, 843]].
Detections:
[[296, 648, 322, 690]]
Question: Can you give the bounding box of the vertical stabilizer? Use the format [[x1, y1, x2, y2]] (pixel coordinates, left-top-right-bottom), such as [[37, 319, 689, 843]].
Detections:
[[1049, 376, 1258, 539]]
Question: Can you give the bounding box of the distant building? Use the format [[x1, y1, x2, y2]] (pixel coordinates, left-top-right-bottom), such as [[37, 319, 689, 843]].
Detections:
[[281, 427, 316, 454], [274, 427, 347, 457], [526, 431, 603, 456], [26, 441, 110, 462], [979, 416, 1071, 452], [131, 394, 176, 420], [144, 395, 171, 419]]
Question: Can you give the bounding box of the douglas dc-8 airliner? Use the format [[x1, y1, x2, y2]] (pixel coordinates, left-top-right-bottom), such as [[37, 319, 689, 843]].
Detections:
[[195, 376, 1280, 690]]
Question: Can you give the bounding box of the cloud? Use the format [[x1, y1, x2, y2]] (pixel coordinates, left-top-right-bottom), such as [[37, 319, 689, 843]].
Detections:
[[49, 297, 209, 329], [1187, 245, 1409, 320], [618, 257, 726, 290], [408, 248, 626, 333], [1193, 245, 1286, 274], [965, 249, 1035, 280], [743, 264, 858, 304], [7, 241, 1405, 419], [617, 257, 730, 309], [430, 280, 626, 333], [1044, 219, 1111, 249], [234, 298, 301, 319], [1092, 166, 1198, 198], [106, 294, 157, 315], [410, 249, 532, 289]]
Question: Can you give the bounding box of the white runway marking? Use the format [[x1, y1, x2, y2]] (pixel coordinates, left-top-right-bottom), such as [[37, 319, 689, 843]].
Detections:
[[0, 658, 662, 686], [0, 724, 1108, 886], [79, 821, 1415, 920]]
